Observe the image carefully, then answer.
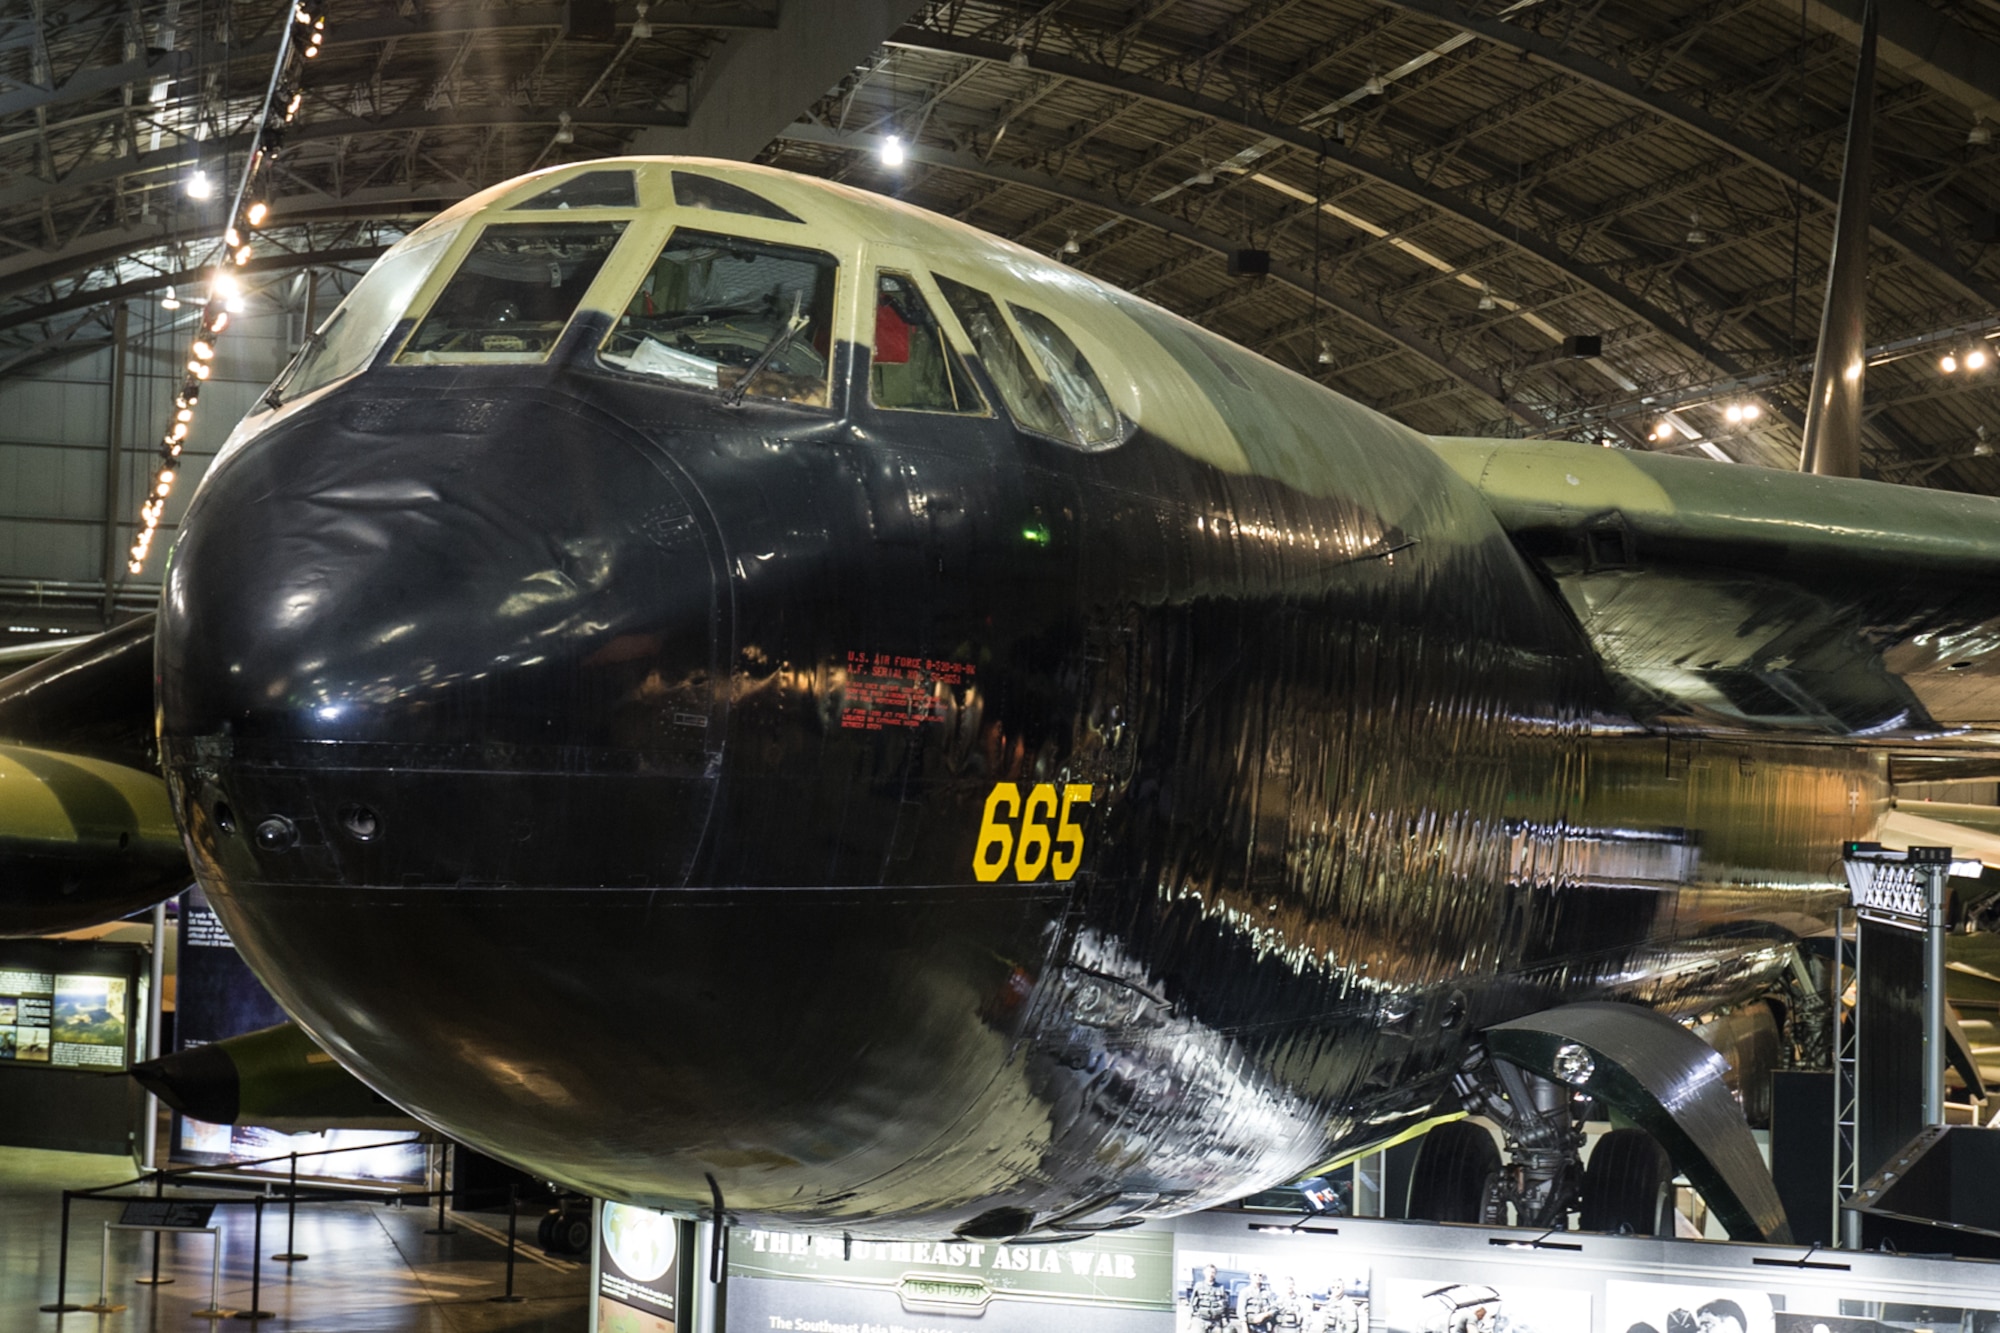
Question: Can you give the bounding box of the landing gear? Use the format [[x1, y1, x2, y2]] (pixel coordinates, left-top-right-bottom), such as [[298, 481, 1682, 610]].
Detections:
[[1406, 1120, 1501, 1223], [1450, 1051, 1586, 1229], [1579, 1127, 1674, 1237], [538, 1194, 593, 1255]]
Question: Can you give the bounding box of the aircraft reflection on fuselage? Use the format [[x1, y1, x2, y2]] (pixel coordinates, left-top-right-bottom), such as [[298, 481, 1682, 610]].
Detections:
[[145, 156, 1899, 1238]]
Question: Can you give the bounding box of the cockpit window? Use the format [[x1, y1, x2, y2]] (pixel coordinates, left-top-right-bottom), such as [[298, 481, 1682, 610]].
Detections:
[[670, 172, 802, 224], [1008, 303, 1127, 449], [399, 221, 627, 363], [871, 272, 984, 414], [600, 228, 838, 407], [511, 169, 638, 210], [932, 275, 1070, 441], [264, 225, 458, 406]]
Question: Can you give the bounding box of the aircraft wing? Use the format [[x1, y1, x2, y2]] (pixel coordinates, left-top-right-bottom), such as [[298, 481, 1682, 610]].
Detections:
[[0, 614, 189, 935], [1428, 437, 2000, 749]]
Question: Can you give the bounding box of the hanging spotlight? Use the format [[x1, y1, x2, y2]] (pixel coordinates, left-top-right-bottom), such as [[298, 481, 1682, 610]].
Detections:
[[1009, 38, 1030, 70], [1191, 163, 1215, 186], [247, 201, 268, 227], [1685, 208, 1707, 246], [1061, 230, 1081, 257], [1477, 282, 1496, 312], [1971, 116, 1991, 147], [554, 111, 575, 145], [631, 2, 653, 39], [1969, 347, 1991, 371], [186, 170, 213, 200], [1362, 69, 1385, 97], [880, 134, 906, 167], [1725, 404, 1744, 423], [160, 285, 180, 311], [1742, 402, 1761, 421], [1942, 352, 1961, 373], [1316, 340, 1335, 366]]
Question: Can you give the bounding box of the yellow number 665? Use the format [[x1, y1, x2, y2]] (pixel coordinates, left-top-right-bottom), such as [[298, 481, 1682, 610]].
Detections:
[[973, 782, 1093, 882]]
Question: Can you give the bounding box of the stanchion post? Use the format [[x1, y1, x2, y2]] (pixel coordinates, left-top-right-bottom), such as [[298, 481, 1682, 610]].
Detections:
[[192, 1225, 231, 1320], [232, 1196, 273, 1320], [273, 1153, 306, 1262], [135, 1169, 172, 1285], [80, 1220, 127, 1313], [488, 1184, 525, 1303], [38, 1190, 81, 1312], [426, 1142, 457, 1235]]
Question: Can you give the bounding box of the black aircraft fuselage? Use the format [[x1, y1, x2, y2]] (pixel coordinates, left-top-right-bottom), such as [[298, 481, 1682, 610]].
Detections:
[[153, 160, 1872, 1235]]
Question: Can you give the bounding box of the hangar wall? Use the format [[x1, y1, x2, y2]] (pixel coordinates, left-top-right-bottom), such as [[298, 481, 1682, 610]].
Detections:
[[0, 273, 354, 641]]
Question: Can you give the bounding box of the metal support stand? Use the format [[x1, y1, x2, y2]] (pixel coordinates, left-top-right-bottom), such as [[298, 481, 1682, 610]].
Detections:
[[425, 1142, 457, 1235], [1832, 908, 1862, 1250], [38, 1191, 81, 1312], [80, 1222, 129, 1313], [232, 1197, 273, 1320], [1923, 856, 1950, 1128], [134, 1170, 173, 1286], [488, 1185, 525, 1303], [272, 1154, 307, 1262]]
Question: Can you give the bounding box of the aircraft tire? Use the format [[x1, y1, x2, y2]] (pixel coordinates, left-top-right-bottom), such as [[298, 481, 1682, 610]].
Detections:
[[1579, 1127, 1673, 1236], [557, 1212, 592, 1255], [1405, 1121, 1500, 1224], [537, 1212, 558, 1251]]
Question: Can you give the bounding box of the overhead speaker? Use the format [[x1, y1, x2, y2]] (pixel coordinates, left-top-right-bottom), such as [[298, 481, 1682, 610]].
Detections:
[[1227, 249, 1271, 277], [564, 0, 616, 41]]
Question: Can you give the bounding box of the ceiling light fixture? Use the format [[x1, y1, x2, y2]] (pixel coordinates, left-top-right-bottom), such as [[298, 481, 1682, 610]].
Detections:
[[1971, 116, 1991, 147], [1969, 347, 1991, 371], [1317, 340, 1335, 365], [880, 134, 906, 167], [554, 111, 574, 144], [1009, 38, 1030, 70], [1061, 230, 1080, 257], [1685, 208, 1707, 246], [160, 285, 180, 311], [631, 3, 652, 40], [1943, 352, 1961, 373], [1477, 282, 1496, 312], [1362, 69, 1385, 97], [186, 170, 213, 200]]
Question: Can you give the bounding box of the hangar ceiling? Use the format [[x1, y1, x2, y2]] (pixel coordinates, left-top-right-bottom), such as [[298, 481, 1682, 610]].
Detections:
[[2, 0, 1998, 486]]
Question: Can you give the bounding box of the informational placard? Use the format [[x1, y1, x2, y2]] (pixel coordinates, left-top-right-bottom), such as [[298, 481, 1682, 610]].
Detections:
[[173, 887, 287, 1051], [726, 1225, 1175, 1332], [596, 1201, 687, 1333], [0, 966, 132, 1070]]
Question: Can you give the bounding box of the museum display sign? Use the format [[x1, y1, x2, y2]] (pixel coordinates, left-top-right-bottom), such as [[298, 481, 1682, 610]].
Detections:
[[724, 1225, 1176, 1331], [596, 1201, 690, 1333]]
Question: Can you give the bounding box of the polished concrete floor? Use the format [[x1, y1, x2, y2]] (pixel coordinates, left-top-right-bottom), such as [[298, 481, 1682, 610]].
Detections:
[[1, 1147, 587, 1331]]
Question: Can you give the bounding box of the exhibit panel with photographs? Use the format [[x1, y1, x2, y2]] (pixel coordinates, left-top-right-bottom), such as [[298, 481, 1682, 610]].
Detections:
[[593, 1201, 688, 1333], [725, 1225, 1176, 1332], [1171, 1215, 2000, 1333], [1175, 1244, 1369, 1333], [0, 964, 133, 1070]]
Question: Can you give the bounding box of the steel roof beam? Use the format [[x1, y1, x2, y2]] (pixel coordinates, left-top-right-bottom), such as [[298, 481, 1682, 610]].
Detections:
[[888, 28, 1768, 392], [0, 243, 390, 336], [779, 123, 1531, 424], [1371, 0, 1999, 310], [0, 4, 773, 123], [1800, 0, 2000, 120]]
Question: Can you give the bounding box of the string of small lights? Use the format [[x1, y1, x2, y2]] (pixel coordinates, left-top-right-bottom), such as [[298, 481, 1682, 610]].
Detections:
[[127, 3, 326, 575]]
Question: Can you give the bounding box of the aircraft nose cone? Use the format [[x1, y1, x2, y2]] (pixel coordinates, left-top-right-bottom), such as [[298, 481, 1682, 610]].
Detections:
[[157, 388, 726, 889]]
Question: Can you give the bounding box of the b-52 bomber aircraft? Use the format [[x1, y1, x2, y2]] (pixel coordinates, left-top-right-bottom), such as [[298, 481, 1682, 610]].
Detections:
[[8, 156, 2000, 1245]]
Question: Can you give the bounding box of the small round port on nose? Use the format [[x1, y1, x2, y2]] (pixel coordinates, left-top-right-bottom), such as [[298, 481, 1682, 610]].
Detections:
[[339, 804, 380, 841], [213, 801, 236, 835], [254, 815, 298, 852]]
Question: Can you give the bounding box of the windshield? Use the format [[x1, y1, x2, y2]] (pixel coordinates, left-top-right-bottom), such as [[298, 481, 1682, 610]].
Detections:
[[399, 220, 627, 363], [265, 226, 458, 405], [600, 228, 838, 407]]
